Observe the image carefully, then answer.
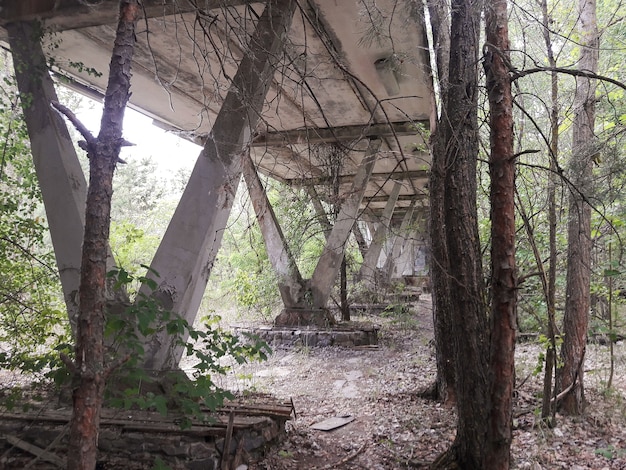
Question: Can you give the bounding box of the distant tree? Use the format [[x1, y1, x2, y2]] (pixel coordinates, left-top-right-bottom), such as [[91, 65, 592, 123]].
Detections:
[[559, 0, 599, 415]]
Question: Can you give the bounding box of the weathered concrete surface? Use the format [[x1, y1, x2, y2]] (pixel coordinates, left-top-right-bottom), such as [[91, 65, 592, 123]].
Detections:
[[358, 181, 402, 285], [0, 404, 290, 469], [273, 308, 335, 328], [140, 0, 297, 372], [7, 22, 87, 328], [237, 324, 379, 349], [242, 150, 306, 309], [384, 202, 417, 281], [310, 139, 381, 309], [1, 0, 433, 222]]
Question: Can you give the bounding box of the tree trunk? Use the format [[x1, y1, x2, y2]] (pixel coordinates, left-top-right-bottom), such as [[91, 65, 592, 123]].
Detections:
[[431, 0, 489, 467], [426, 0, 456, 406], [484, 0, 516, 467], [559, 0, 599, 415], [540, 0, 560, 424], [65, 2, 140, 468]]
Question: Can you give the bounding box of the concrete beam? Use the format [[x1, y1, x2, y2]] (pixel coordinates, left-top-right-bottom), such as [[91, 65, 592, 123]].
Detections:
[[286, 170, 429, 187], [358, 181, 401, 284], [0, 1, 251, 30], [309, 138, 381, 309], [251, 120, 428, 147], [7, 22, 87, 328], [363, 194, 427, 204], [139, 0, 296, 372], [242, 150, 306, 308]]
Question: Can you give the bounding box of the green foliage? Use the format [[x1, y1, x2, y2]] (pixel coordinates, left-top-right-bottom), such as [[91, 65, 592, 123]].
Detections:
[[99, 267, 271, 424], [0, 66, 68, 381], [211, 180, 326, 318], [151, 457, 172, 470], [532, 334, 563, 376]]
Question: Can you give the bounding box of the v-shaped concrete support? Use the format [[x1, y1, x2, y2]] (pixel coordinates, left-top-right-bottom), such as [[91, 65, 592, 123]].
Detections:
[[140, 0, 296, 371], [358, 181, 402, 284], [8, 22, 87, 328], [384, 202, 416, 281], [309, 138, 381, 309], [241, 150, 306, 308]]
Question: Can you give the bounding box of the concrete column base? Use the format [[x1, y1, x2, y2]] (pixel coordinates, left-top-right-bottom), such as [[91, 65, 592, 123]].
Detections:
[[274, 308, 336, 328]]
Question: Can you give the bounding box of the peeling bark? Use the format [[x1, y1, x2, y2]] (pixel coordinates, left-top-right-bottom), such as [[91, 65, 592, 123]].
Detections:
[[63, 2, 140, 468], [430, 0, 489, 466], [484, 0, 516, 466]]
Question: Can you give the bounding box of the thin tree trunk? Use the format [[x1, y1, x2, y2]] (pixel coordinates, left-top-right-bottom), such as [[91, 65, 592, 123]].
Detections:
[[559, 0, 599, 415], [64, 2, 140, 468], [426, 0, 456, 405], [484, 0, 516, 466], [340, 257, 350, 321], [540, 0, 560, 424]]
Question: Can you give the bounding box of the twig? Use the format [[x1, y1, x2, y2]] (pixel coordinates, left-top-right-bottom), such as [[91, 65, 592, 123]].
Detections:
[[313, 441, 367, 469], [290, 397, 297, 420], [50, 100, 131, 163], [551, 381, 575, 405], [104, 354, 132, 379]]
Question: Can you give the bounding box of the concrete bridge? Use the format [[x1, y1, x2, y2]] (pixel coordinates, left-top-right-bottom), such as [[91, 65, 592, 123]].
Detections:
[[0, 0, 433, 371]]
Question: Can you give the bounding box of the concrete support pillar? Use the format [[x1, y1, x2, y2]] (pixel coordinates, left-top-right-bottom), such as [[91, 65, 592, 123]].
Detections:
[[8, 22, 87, 327], [307, 186, 332, 239], [384, 202, 416, 281], [141, 0, 296, 371], [358, 181, 401, 284], [309, 138, 381, 309], [352, 222, 369, 260], [242, 150, 306, 308]]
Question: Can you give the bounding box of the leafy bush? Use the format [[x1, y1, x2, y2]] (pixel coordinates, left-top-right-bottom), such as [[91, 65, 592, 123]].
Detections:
[[101, 267, 271, 426]]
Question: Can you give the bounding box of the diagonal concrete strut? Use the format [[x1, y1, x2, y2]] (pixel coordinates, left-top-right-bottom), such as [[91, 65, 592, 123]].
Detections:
[[8, 22, 87, 328], [309, 138, 381, 309], [140, 0, 297, 371], [241, 150, 306, 308], [384, 201, 416, 280], [358, 181, 402, 285]]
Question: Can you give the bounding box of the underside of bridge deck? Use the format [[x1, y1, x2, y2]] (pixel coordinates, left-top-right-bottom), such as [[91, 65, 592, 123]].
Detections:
[[1, 0, 434, 371]]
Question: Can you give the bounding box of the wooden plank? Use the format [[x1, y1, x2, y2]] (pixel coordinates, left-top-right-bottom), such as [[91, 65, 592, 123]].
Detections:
[[310, 415, 355, 431], [2, 434, 66, 468]]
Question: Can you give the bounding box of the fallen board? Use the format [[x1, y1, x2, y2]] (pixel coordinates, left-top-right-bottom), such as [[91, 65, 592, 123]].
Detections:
[[310, 415, 355, 431]]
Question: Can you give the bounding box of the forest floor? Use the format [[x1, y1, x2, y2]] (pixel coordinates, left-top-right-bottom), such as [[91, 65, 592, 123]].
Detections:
[[2, 295, 626, 469], [217, 294, 626, 469]]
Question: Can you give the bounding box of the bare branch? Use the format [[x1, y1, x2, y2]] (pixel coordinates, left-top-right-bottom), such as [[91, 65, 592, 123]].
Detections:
[[512, 67, 626, 91], [50, 100, 96, 148]]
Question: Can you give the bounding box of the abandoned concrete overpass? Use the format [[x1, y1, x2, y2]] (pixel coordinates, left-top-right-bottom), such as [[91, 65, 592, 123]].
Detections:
[[1, 0, 433, 370]]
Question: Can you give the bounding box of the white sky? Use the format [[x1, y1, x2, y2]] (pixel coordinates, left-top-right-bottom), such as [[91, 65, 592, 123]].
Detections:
[[75, 100, 200, 176]]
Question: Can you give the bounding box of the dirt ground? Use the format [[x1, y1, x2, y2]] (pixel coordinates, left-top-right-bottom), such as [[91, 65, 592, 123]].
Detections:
[[2, 294, 626, 469], [220, 294, 626, 469]]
